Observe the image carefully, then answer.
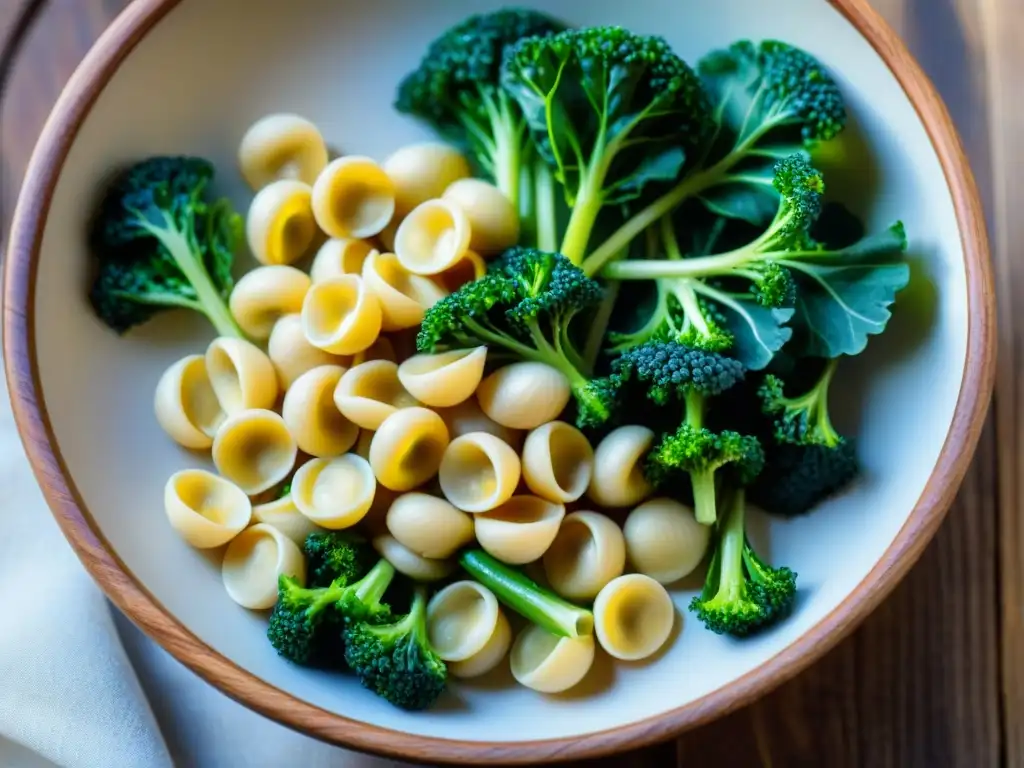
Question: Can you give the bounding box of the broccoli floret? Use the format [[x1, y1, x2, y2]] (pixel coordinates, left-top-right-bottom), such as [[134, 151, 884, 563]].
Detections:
[[303, 531, 377, 589], [689, 486, 797, 636], [417, 248, 617, 427], [343, 586, 447, 711], [88, 156, 244, 338], [503, 26, 711, 266]]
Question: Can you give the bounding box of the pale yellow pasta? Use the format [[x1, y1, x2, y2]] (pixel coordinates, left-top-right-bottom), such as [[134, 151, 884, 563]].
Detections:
[[593, 574, 675, 661], [311, 156, 396, 239], [212, 409, 297, 496], [435, 397, 523, 451], [309, 237, 375, 283], [205, 337, 279, 415], [267, 314, 347, 389], [587, 425, 656, 509], [383, 142, 472, 218], [385, 492, 474, 559], [229, 265, 311, 341], [154, 354, 225, 449], [351, 335, 397, 367], [473, 495, 565, 565], [476, 362, 571, 430], [292, 455, 376, 529], [281, 365, 358, 457], [221, 523, 306, 610], [368, 407, 450, 492], [237, 113, 328, 189], [164, 468, 251, 549], [396, 347, 487, 408], [251, 492, 321, 544], [246, 179, 318, 266], [426, 581, 500, 662], [623, 498, 709, 584], [432, 250, 486, 293], [448, 610, 511, 679], [521, 421, 594, 504], [543, 511, 627, 601], [393, 199, 471, 275], [442, 178, 520, 255], [361, 251, 448, 331], [438, 432, 521, 513], [301, 274, 383, 355], [373, 534, 455, 581], [510, 625, 595, 694], [333, 360, 419, 431]]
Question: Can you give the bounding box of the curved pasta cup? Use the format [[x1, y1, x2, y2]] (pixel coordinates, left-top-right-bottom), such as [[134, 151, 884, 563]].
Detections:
[[154, 354, 225, 449], [309, 237, 375, 283], [543, 511, 627, 601], [438, 432, 521, 513], [205, 337, 279, 416], [292, 454, 376, 530], [333, 359, 419, 431], [510, 625, 595, 694], [623, 498, 709, 584], [476, 362, 571, 431], [385, 492, 474, 560], [164, 468, 251, 549], [281, 365, 358, 458], [373, 534, 454, 582], [383, 142, 472, 219], [368, 407, 450, 492], [311, 155, 396, 239], [394, 199, 471, 276], [426, 580, 500, 662], [361, 251, 448, 331], [229, 265, 311, 341], [397, 347, 487, 409], [521, 421, 595, 504], [448, 609, 512, 680], [473, 495, 566, 565], [267, 314, 347, 390], [301, 274, 383, 356], [587, 425, 656, 509], [442, 178, 520, 255], [237, 112, 328, 190], [246, 179, 318, 266], [251, 492, 321, 544], [222, 523, 306, 610], [593, 574, 675, 662], [212, 409, 297, 496]]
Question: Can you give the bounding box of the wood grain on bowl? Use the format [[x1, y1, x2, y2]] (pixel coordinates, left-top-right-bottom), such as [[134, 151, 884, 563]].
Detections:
[[0, 0, 997, 765]]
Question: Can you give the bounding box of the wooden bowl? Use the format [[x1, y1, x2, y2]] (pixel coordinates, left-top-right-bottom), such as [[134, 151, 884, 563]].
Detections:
[[1, 0, 995, 763]]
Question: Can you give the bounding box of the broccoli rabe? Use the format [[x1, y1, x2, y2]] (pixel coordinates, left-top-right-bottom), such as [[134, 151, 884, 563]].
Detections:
[[303, 531, 377, 589], [88, 156, 245, 338]]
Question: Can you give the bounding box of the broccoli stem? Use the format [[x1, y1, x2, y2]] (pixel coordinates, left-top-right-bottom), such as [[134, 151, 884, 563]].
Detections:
[[533, 160, 558, 253], [710, 486, 747, 601], [560, 140, 610, 266], [489, 93, 523, 210], [686, 388, 718, 525], [459, 549, 594, 638], [601, 246, 756, 280], [353, 559, 396, 605]]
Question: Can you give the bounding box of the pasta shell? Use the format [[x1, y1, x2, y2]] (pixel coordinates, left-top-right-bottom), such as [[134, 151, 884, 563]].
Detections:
[[434, 397, 523, 451], [281, 365, 359, 457], [438, 432, 521, 513], [212, 409, 298, 496], [587, 425, 656, 508], [154, 354, 226, 449], [431, 250, 487, 293], [426, 581, 500, 662], [267, 314, 348, 390], [383, 142, 472, 218], [229, 265, 311, 341], [510, 625, 595, 694], [448, 610, 512, 679], [542, 511, 626, 601], [333, 360, 419, 431], [476, 362, 571, 430], [442, 178, 520, 255], [593, 574, 675, 661], [393, 199, 471, 275], [309, 237, 375, 283], [361, 251, 448, 331], [301, 274, 383, 356], [164, 468, 251, 549], [205, 337, 279, 416], [373, 534, 454, 582], [396, 347, 487, 408], [222, 523, 306, 610], [368, 407, 450, 492], [473, 495, 565, 565], [251, 492, 321, 544], [623, 498, 709, 584], [385, 492, 475, 559], [520, 421, 595, 504], [291, 455, 376, 530], [237, 113, 328, 189], [311, 156, 396, 239], [246, 179, 318, 266]]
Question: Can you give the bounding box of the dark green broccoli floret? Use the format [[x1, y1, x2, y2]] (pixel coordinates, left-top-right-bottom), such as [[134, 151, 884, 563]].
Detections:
[[417, 248, 617, 427], [88, 156, 244, 338], [689, 486, 797, 637], [303, 531, 377, 589], [343, 585, 447, 711]]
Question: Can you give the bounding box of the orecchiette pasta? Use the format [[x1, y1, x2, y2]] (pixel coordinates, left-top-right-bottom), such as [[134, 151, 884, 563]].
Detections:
[[438, 432, 521, 513], [448, 609, 511, 679], [368, 407, 450, 492], [521, 421, 594, 504], [442, 178, 520, 255], [623, 498, 709, 584], [246, 179, 318, 266], [426, 581, 500, 662], [281, 365, 358, 457], [237, 113, 328, 189], [309, 237, 374, 283], [361, 251, 448, 331], [396, 347, 487, 408], [205, 337, 279, 415], [435, 397, 523, 451], [543, 511, 627, 601], [593, 574, 675, 661], [212, 409, 298, 496], [311, 156, 396, 239], [333, 359, 419, 431], [267, 314, 347, 389], [301, 274, 383, 356], [251, 491, 321, 544], [154, 354, 225, 449], [164, 468, 251, 549], [510, 625, 595, 694], [383, 142, 472, 218], [229, 265, 311, 341], [221, 523, 306, 610], [473, 495, 565, 565], [393, 199, 471, 275], [292, 454, 376, 529], [373, 534, 455, 582], [476, 362, 571, 430], [385, 492, 475, 559], [587, 425, 656, 509], [432, 250, 486, 293]]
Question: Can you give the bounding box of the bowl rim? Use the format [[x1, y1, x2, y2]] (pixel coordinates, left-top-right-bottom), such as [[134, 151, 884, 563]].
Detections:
[[1, 0, 996, 763]]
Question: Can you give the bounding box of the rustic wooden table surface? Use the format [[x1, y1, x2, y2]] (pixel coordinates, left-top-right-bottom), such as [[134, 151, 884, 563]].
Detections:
[[0, 1, 1015, 766]]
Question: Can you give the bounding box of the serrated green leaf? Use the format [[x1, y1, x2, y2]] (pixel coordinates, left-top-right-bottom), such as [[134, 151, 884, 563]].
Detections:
[[693, 283, 794, 370]]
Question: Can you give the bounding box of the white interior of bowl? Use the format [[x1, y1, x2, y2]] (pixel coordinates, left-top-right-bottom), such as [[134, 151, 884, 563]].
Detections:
[[31, 0, 967, 742]]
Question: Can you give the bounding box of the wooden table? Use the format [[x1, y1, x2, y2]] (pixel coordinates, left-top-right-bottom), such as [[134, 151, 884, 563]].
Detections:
[[0, 1, 1014, 765]]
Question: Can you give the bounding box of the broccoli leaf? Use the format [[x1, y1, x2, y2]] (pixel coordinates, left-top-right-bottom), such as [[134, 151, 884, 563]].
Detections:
[[707, 290, 795, 370]]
